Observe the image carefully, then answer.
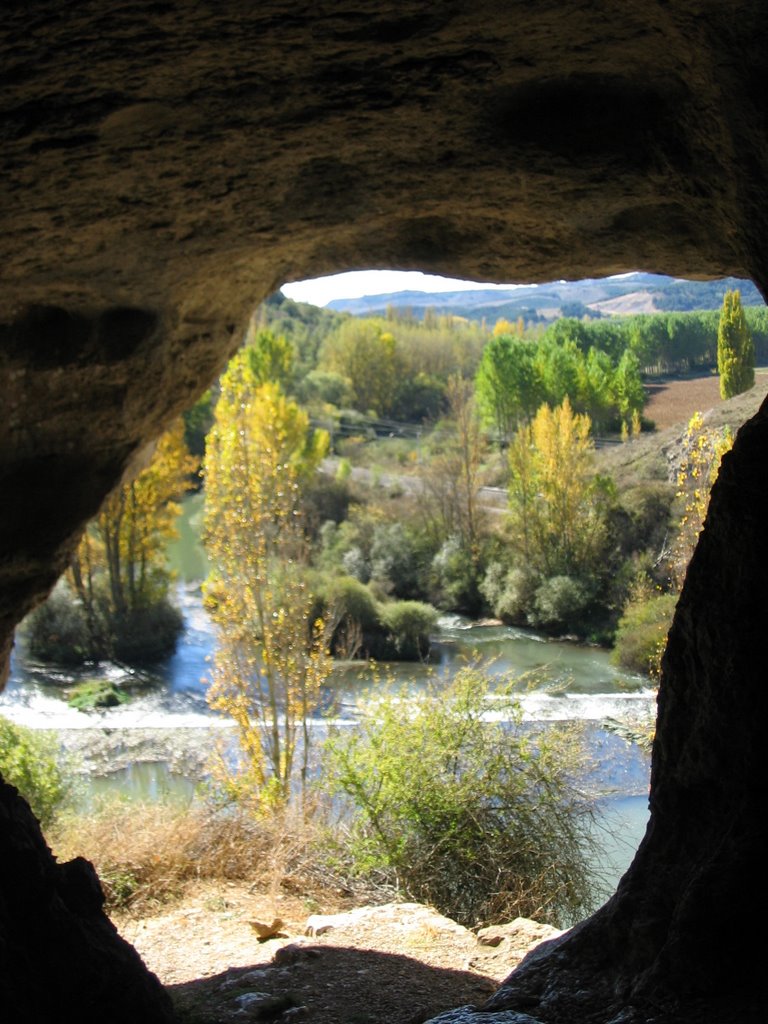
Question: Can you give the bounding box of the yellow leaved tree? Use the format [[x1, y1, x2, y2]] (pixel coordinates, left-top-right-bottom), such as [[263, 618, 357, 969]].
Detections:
[[66, 419, 195, 661], [202, 350, 331, 810], [671, 411, 733, 588], [506, 398, 607, 579]]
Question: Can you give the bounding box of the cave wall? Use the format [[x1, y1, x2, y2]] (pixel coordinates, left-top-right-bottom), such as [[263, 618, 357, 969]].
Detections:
[[3, 3, 768, 1021]]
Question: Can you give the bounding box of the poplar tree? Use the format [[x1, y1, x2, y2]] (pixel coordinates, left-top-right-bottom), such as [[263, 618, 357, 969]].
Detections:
[[717, 289, 755, 399], [202, 350, 331, 808], [506, 399, 607, 579], [67, 420, 195, 659]]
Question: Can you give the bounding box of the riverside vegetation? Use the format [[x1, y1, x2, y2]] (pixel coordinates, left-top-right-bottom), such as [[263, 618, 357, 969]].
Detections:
[[10, 285, 755, 930]]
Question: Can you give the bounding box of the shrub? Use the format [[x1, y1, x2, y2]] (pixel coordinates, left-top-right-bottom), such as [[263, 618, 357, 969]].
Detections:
[[321, 667, 598, 928], [531, 575, 593, 632], [480, 563, 538, 623], [111, 599, 184, 663], [22, 584, 184, 666], [369, 523, 420, 597], [377, 600, 439, 660], [612, 592, 677, 677], [23, 582, 90, 666], [320, 575, 380, 633], [0, 717, 73, 828], [341, 546, 370, 583], [430, 535, 482, 613]]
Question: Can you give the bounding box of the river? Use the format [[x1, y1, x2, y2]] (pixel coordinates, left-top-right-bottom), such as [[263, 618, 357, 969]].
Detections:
[[0, 494, 656, 899]]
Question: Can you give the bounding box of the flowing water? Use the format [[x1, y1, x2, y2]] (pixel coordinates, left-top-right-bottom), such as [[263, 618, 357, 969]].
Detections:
[[1, 494, 656, 898]]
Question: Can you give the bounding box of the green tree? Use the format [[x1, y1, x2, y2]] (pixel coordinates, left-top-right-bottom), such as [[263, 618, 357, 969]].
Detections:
[[202, 351, 331, 808], [319, 319, 403, 415], [422, 377, 489, 611], [610, 349, 646, 428], [244, 324, 297, 390], [718, 289, 755, 399], [475, 334, 541, 442]]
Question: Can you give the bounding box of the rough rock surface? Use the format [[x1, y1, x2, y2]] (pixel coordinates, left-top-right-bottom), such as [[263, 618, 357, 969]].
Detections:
[[0, 780, 173, 1023], [3, 2, 768, 1022]]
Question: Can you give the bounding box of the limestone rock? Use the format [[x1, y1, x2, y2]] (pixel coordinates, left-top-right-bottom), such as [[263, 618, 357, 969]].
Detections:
[[3, 3, 768, 1021], [305, 902, 471, 939]]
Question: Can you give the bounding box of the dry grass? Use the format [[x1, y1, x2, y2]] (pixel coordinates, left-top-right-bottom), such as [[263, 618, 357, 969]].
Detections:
[[50, 797, 365, 917]]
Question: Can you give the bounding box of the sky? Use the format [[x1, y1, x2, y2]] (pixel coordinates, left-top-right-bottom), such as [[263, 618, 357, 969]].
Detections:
[[280, 270, 520, 307]]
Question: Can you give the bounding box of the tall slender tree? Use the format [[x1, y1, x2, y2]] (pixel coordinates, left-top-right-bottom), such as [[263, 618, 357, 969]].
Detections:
[[202, 351, 331, 808], [717, 289, 755, 399]]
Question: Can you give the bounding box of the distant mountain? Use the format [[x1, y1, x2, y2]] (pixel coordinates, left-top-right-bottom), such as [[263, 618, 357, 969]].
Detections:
[[325, 273, 764, 321]]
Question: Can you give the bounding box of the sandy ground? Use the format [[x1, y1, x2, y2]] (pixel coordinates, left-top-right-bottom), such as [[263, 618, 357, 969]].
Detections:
[[114, 887, 561, 1024]]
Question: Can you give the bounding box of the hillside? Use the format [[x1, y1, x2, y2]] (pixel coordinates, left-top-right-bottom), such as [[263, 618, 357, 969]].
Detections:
[[596, 375, 768, 489], [324, 273, 764, 322]]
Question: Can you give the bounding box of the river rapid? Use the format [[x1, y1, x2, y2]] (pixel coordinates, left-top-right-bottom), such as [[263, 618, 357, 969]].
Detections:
[[1, 494, 657, 899]]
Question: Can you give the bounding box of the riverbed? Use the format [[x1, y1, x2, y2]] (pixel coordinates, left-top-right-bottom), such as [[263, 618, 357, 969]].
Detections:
[[2, 567, 656, 900]]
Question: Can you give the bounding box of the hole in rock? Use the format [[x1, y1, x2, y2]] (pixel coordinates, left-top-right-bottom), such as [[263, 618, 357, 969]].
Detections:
[[5, 265, 764, 971]]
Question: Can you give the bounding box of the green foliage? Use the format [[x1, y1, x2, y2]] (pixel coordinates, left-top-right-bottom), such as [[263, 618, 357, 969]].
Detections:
[[480, 563, 537, 622], [0, 717, 73, 828], [110, 600, 184, 663], [67, 679, 131, 711], [717, 289, 755, 399], [531, 575, 593, 631], [23, 583, 183, 666], [390, 371, 446, 422], [475, 334, 541, 441], [319, 320, 403, 415], [31, 420, 195, 666], [24, 582, 90, 666], [376, 600, 438, 660], [368, 522, 421, 597], [182, 389, 214, 461], [429, 535, 482, 613], [612, 592, 677, 678], [244, 325, 297, 390], [317, 575, 381, 635], [321, 668, 597, 928], [299, 369, 354, 408]]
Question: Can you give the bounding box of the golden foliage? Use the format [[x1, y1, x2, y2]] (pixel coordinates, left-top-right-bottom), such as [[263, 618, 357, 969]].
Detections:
[[202, 351, 332, 809], [506, 398, 607, 578], [671, 411, 733, 587], [68, 419, 195, 623]]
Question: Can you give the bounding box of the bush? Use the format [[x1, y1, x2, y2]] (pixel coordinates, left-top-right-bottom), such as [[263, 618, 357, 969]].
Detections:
[[0, 717, 73, 827], [111, 599, 184, 663], [320, 575, 380, 633], [23, 583, 184, 666], [612, 592, 677, 677], [369, 523, 420, 597], [321, 668, 598, 928], [430, 535, 482, 613], [23, 582, 90, 666], [480, 563, 538, 623], [377, 600, 439, 660], [531, 575, 593, 632]]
